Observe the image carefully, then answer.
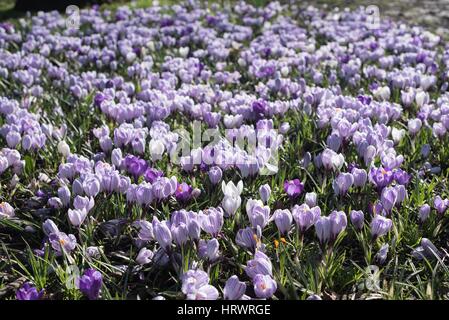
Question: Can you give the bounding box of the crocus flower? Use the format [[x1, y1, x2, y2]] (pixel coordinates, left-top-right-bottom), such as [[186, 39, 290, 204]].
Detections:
[[283, 179, 304, 198], [375, 244, 389, 264], [73, 196, 95, 212], [68, 208, 88, 227], [224, 275, 246, 300], [369, 167, 394, 190], [199, 207, 224, 237], [0, 202, 14, 219], [208, 166, 222, 185], [315, 216, 331, 245], [144, 167, 163, 183], [259, 184, 271, 204], [58, 186, 71, 207], [198, 238, 220, 262], [181, 269, 218, 300], [292, 204, 321, 234], [246, 199, 270, 229], [152, 218, 172, 251], [393, 169, 410, 185], [82, 175, 101, 198], [433, 196, 448, 216], [351, 168, 367, 187], [221, 180, 243, 217], [350, 210, 364, 231], [245, 251, 273, 279], [78, 268, 103, 300], [253, 274, 277, 299], [333, 173, 354, 196], [272, 209, 292, 235], [124, 155, 148, 180], [305, 192, 317, 207], [371, 215, 393, 240], [136, 247, 154, 265], [419, 204, 431, 222], [175, 182, 193, 202], [235, 227, 260, 251], [381, 187, 398, 213], [412, 238, 441, 260], [49, 231, 77, 255], [321, 148, 344, 171], [16, 283, 43, 300], [329, 211, 347, 240]]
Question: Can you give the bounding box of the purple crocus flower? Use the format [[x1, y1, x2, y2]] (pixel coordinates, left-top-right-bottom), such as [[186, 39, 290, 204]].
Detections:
[[144, 167, 163, 183], [371, 215, 393, 240], [245, 251, 273, 279], [152, 218, 172, 251], [235, 227, 260, 251], [175, 182, 193, 202], [272, 209, 292, 235], [381, 187, 398, 213], [224, 275, 246, 300], [253, 274, 277, 299], [393, 169, 411, 185], [283, 179, 304, 198], [329, 210, 347, 240], [369, 167, 394, 190], [16, 283, 43, 300], [124, 155, 148, 180], [259, 184, 271, 204], [351, 168, 367, 187], [78, 268, 103, 300], [350, 210, 365, 231], [208, 166, 222, 185], [434, 196, 448, 216], [333, 173, 354, 196], [198, 238, 220, 262], [49, 231, 77, 255], [315, 216, 331, 245], [199, 207, 224, 237], [181, 269, 219, 300], [292, 204, 321, 234], [419, 204, 431, 222]]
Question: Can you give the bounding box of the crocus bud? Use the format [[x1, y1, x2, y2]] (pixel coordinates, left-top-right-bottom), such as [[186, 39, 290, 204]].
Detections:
[[279, 122, 290, 134], [68, 208, 88, 227], [42, 219, 59, 236], [208, 166, 222, 185], [329, 210, 347, 240], [375, 244, 389, 264], [370, 215, 393, 240], [152, 218, 172, 251], [408, 118, 422, 135], [315, 216, 331, 245], [381, 187, 398, 213], [433, 196, 448, 216], [259, 184, 271, 204], [333, 173, 354, 196], [149, 139, 165, 161], [350, 210, 364, 231], [272, 209, 292, 235], [351, 168, 367, 187], [419, 204, 431, 222], [78, 268, 103, 300], [58, 186, 71, 207], [305, 192, 317, 207], [57, 140, 71, 157]]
